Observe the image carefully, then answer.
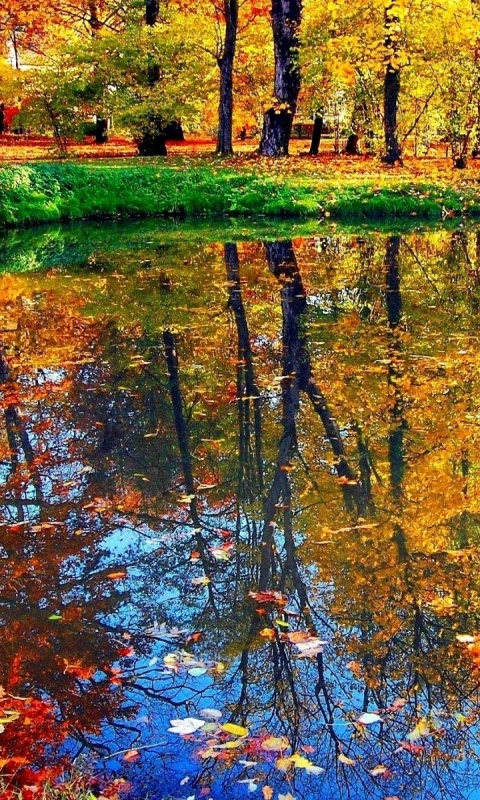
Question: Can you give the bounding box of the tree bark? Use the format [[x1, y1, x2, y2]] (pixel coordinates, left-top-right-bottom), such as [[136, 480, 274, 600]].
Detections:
[[259, 0, 302, 157], [383, 2, 401, 164], [138, 0, 168, 156], [309, 114, 323, 156], [216, 0, 238, 155], [344, 132, 360, 155], [146, 0, 159, 25]]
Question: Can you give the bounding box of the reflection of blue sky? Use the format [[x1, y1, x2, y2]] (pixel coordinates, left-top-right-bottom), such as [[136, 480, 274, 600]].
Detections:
[[67, 509, 480, 800]]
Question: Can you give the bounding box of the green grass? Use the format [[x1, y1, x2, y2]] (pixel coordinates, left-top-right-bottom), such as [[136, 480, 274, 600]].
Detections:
[[1, 161, 480, 228]]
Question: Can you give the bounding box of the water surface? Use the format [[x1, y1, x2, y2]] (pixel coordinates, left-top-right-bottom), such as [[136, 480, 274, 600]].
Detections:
[[1, 221, 480, 800]]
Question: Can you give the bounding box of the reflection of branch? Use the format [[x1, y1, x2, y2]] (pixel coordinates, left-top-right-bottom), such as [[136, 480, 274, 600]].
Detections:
[[163, 331, 218, 616], [0, 345, 43, 513], [265, 241, 371, 516]]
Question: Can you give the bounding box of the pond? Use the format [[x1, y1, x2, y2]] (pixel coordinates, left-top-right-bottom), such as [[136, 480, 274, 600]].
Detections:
[[1, 219, 480, 800]]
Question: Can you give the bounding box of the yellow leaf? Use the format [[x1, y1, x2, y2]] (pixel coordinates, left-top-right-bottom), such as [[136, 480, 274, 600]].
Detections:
[[261, 736, 290, 751], [276, 756, 293, 771], [221, 722, 249, 737], [262, 788, 274, 800], [290, 753, 313, 768], [407, 717, 431, 741]]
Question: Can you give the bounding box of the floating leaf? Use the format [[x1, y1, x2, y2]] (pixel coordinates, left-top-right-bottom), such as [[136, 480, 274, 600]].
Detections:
[[238, 779, 258, 792], [188, 667, 208, 677], [199, 708, 222, 720], [262, 788, 274, 800], [107, 571, 127, 580], [338, 753, 356, 766], [168, 717, 206, 735], [221, 722, 249, 737], [406, 717, 431, 741], [293, 638, 327, 658], [357, 712, 382, 725], [215, 738, 246, 750], [259, 628, 276, 640], [290, 753, 313, 768], [261, 736, 290, 751], [276, 756, 293, 771], [369, 765, 389, 776], [123, 749, 140, 762], [192, 576, 211, 586]]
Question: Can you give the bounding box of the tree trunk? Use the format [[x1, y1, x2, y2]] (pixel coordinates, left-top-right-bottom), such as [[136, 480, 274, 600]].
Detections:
[[259, 0, 302, 157], [95, 117, 108, 144], [137, 0, 168, 156], [216, 0, 238, 155], [345, 132, 360, 155], [146, 0, 159, 25], [383, 3, 401, 164], [309, 114, 323, 156]]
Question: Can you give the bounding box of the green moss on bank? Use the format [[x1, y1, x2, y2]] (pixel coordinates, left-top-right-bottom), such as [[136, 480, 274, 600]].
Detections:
[[0, 161, 479, 228]]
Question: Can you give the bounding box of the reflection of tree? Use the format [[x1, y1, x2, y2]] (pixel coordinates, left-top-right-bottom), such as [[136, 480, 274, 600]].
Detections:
[[265, 240, 371, 516], [4, 230, 480, 798]]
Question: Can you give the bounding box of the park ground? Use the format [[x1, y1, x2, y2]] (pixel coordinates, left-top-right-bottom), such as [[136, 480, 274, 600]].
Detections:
[[2, 132, 480, 227]]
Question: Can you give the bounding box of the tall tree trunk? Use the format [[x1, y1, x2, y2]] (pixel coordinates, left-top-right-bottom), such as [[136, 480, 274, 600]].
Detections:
[[146, 0, 159, 25], [137, 0, 167, 156], [88, 2, 108, 144], [309, 113, 323, 156], [383, 2, 401, 164], [259, 0, 302, 157], [216, 0, 238, 155]]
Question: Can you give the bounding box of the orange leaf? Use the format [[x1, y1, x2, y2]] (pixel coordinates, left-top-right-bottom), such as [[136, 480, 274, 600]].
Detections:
[[123, 749, 140, 762]]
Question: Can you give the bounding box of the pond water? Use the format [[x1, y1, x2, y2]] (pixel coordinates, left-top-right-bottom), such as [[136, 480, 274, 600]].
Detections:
[[2, 220, 480, 800]]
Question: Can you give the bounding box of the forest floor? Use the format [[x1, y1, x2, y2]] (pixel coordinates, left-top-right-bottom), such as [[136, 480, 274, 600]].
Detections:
[[2, 134, 480, 227]]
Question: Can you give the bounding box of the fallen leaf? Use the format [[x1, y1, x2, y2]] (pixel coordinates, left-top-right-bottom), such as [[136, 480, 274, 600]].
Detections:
[[259, 628, 276, 640], [369, 765, 388, 776], [123, 749, 140, 763], [168, 717, 206, 735], [357, 712, 382, 725], [199, 708, 222, 720], [261, 736, 290, 751], [221, 722, 249, 737], [338, 753, 356, 766], [238, 779, 258, 792], [406, 717, 431, 741]]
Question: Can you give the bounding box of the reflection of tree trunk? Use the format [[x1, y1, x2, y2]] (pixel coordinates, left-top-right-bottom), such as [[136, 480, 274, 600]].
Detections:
[[0, 347, 43, 513], [163, 331, 217, 613], [265, 241, 370, 515], [225, 244, 264, 499], [386, 236, 405, 502]]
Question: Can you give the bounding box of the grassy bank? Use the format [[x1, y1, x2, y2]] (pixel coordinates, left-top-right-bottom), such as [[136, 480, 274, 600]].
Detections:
[[1, 161, 479, 228]]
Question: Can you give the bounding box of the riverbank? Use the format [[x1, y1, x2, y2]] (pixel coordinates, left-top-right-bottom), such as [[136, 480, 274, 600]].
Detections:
[[1, 160, 480, 228]]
